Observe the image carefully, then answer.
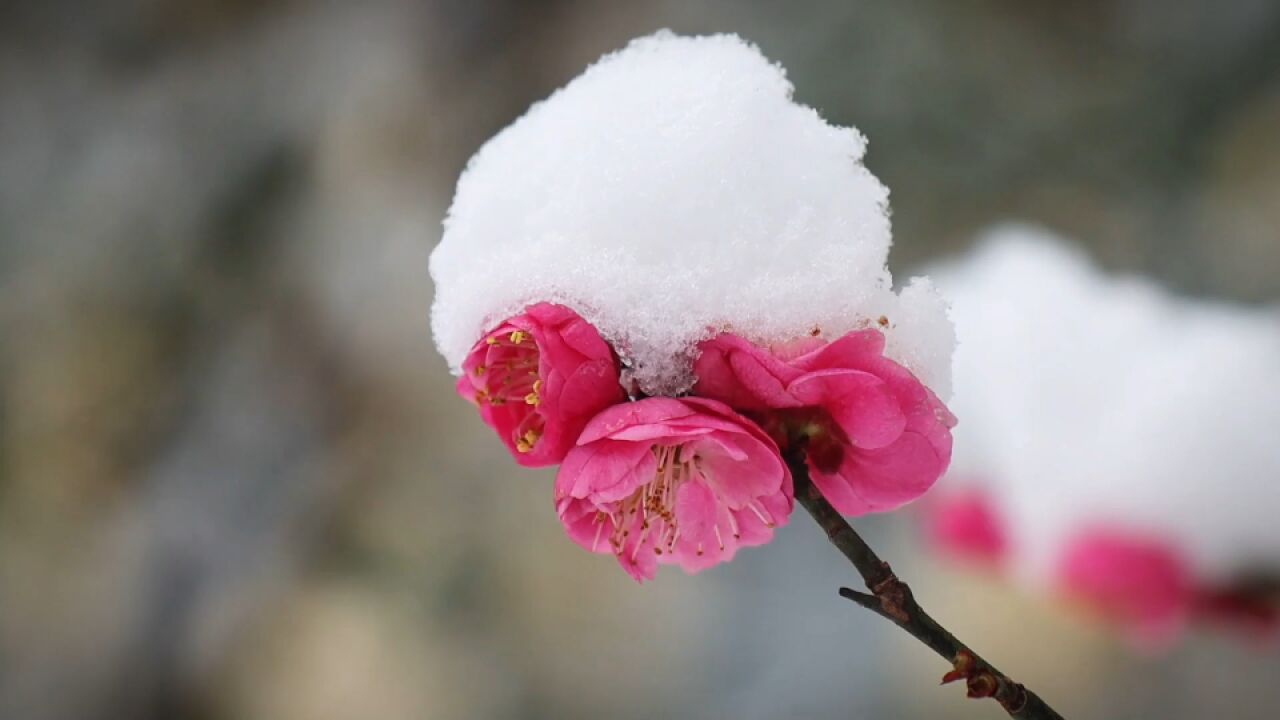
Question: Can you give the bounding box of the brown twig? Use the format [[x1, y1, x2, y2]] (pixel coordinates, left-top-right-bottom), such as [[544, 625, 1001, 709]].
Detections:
[[788, 453, 1065, 719]]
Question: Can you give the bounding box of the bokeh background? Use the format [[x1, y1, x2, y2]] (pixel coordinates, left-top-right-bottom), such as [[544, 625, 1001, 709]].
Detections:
[[2, 1, 1278, 718]]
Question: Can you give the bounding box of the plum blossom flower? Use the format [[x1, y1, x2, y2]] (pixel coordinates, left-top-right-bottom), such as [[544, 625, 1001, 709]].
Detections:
[[457, 302, 623, 467], [1055, 531, 1280, 646], [694, 329, 955, 516], [554, 397, 793, 582], [925, 490, 1008, 569], [1055, 529, 1192, 647]]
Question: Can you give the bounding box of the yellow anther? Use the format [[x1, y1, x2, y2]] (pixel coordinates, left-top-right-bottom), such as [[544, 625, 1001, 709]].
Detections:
[[532, 379, 543, 392], [473, 364, 486, 376], [515, 428, 541, 453], [509, 330, 528, 345], [486, 336, 498, 345], [524, 392, 540, 406]]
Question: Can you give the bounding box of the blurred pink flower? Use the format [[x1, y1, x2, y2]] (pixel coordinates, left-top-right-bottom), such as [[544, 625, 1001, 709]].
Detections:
[[1056, 529, 1191, 647], [554, 397, 793, 582], [693, 329, 955, 516], [458, 302, 622, 467], [925, 489, 1007, 568]]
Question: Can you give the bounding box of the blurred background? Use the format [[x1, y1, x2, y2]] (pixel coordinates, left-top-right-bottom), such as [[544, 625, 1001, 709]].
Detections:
[[1, 1, 1278, 718]]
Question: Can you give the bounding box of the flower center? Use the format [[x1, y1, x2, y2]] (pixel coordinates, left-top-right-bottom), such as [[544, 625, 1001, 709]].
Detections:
[[473, 330, 545, 452], [589, 444, 776, 563], [758, 406, 847, 472]]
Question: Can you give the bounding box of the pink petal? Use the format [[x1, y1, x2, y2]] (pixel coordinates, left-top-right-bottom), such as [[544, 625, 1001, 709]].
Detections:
[[811, 431, 946, 516], [522, 301, 576, 328], [694, 334, 801, 410], [672, 499, 740, 574], [695, 434, 786, 507], [557, 496, 615, 554], [791, 328, 886, 372], [787, 369, 906, 450], [575, 397, 701, 444], [727, 350, 799, 408], [558, 314, 616, 360], [552, 359, 623, 420], [556, 439, 658, 503], [616, 531, 660, 582], [674, 480, 719, 544]]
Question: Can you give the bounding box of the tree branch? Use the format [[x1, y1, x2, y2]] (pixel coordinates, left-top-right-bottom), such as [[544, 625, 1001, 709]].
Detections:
[[789, 453, 1065, 719]]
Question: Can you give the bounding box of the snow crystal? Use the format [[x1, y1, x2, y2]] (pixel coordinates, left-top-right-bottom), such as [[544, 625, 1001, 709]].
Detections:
[[932, 224, 1280, 585], [430, 31, 952, 396]]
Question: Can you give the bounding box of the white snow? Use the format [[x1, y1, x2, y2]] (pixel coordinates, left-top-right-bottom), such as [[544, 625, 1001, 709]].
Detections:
[[933, 224, 1280, 585], [430, 31, 953, 396]]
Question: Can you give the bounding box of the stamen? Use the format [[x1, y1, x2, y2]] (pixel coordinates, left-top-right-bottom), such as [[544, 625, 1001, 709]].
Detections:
[[592, 520, 605, 552], [630, 520, 652, 563], [515, 428, 541, 453], [714, 525, 725, 552], [747, 501, 775, 528], [727, 511, 741, 540], [509, 330, 528, 345]]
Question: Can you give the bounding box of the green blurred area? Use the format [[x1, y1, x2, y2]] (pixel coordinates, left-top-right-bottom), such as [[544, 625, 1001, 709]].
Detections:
[[1, 2, 1277, 719]]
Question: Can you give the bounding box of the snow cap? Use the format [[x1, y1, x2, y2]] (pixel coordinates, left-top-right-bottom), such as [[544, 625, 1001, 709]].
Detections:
[[431, 31, 952, 396]]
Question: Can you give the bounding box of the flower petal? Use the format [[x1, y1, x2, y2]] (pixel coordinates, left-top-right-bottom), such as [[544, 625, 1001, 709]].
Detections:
[[787, 369, 905, 449], [556, 439, 658, 503], [811, 431, 946, 516]]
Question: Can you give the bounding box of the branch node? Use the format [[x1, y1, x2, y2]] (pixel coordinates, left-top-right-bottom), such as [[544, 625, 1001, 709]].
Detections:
[[868, 565, 911, 623]]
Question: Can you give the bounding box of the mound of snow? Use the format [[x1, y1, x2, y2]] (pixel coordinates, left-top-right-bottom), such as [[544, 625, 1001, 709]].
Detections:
[[430, 31, 952, 396]]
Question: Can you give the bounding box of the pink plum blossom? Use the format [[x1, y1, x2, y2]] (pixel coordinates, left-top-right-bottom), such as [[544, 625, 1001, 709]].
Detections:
[[693, 329, 955, 516], [554, 397, 793, 582], [1056, 529, 1192, 646], [457, 302, 623, 467], [924, 489, 1008, 569]]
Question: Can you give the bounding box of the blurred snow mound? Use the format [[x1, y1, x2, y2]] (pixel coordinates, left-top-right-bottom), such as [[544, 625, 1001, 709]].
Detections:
[[934, 224, 1280, 583]]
